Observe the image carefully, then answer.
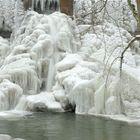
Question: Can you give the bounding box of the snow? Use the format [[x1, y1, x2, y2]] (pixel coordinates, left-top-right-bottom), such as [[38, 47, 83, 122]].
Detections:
[[0, 0, 140, 123], [26, 92, 63, 112], [75, 0, 137, 32], [56, 54, 83, 72]]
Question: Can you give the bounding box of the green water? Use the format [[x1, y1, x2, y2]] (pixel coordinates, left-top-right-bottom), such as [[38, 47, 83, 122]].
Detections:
[[0, 112, 140, 140]]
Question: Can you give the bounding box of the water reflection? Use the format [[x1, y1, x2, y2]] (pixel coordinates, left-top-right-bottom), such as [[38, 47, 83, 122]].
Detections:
[[0, 113, 140, 140]]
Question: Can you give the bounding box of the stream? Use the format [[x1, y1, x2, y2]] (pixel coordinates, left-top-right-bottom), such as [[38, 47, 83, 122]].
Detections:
[[0, 113, 140, 140]]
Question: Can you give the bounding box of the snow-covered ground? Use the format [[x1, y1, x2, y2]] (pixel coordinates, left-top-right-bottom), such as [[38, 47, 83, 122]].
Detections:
[[0, 0, 140, 123]]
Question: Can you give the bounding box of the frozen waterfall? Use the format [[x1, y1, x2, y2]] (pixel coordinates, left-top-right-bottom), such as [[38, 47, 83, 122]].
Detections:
[[0, 10, 77, 117], [1, 0, 140, 122]]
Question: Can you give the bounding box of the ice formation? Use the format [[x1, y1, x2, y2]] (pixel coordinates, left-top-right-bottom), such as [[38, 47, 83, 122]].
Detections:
[[0, 7, 78, 115], [0, 0, 140, 121], [32, 0, 60, 14], [0, 0, 60, 32], [0, 0, 15, 31]]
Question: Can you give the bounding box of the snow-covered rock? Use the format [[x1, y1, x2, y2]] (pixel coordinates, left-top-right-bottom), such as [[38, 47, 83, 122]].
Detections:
[[26, 92, 63, 112]]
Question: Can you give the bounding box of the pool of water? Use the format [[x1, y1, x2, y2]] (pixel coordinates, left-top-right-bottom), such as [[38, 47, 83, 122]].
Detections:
[[0, 112, 140, 140]]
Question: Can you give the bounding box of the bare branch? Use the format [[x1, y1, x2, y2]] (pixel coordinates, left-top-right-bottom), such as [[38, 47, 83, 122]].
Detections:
[[120, 35, 140, 76]]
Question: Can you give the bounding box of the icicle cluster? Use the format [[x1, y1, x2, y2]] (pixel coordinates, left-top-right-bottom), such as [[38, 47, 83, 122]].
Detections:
[[0, 0, 60, 33], [32, 0, 59, 14]]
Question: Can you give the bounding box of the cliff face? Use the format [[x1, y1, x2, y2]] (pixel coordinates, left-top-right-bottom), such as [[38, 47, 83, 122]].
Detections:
[[60, 0, 73, 16]]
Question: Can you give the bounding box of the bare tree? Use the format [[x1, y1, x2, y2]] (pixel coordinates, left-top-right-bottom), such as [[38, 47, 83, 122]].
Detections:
[[136, 0, 140, 31]]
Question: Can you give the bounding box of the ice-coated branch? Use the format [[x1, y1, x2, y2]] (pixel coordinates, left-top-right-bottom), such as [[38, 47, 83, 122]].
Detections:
[[120, 35, 140, 76]]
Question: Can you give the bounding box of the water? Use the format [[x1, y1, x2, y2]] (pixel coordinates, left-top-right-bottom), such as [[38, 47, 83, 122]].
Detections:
[[0, 113, 140, 140]]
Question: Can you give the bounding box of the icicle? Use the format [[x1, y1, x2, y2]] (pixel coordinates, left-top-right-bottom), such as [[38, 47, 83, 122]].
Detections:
[[0, 80, 23, 111], [32, 0, 60, 14]]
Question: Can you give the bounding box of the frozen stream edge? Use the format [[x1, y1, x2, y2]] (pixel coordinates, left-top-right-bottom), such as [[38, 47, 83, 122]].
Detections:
[[0, 134, 25, 140]]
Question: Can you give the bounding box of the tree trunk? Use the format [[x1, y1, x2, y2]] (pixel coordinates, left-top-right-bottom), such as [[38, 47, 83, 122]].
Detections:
[[136, 0, 140, 31]]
